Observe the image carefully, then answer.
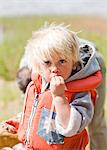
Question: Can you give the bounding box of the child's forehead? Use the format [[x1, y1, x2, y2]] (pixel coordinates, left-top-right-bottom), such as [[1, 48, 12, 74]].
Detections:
[[42, 51, 67, 61]]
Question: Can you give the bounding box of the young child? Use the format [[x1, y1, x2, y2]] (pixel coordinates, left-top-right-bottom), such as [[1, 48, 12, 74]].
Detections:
[[2, 24, 103, 150], [16, 38, 107, 150]]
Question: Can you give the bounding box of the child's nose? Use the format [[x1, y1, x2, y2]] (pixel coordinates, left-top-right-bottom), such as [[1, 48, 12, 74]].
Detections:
[[51, 65, 58, 73]]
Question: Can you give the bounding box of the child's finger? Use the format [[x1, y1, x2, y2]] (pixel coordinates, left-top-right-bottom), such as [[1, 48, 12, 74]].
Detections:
[[57, 76, 64, 83]]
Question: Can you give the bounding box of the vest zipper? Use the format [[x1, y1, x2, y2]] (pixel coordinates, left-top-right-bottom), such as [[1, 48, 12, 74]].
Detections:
[[25, 82, 49, 145]]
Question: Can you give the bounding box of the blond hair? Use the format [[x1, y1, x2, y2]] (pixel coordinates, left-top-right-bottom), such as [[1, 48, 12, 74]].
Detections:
[[25, 23, 81, 73]]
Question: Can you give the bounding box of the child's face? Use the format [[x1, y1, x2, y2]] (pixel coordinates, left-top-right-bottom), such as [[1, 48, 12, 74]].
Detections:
[[40, 56, 73, 82]]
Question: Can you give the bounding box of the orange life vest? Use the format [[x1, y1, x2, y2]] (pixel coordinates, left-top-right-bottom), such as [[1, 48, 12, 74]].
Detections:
[[18, 70, 102, 150]]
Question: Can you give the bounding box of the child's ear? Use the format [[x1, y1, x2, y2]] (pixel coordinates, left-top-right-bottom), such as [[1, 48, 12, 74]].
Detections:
[[72, 61, 81, 70], [72, 64, 76, 70], [72, 61, 77, 70]]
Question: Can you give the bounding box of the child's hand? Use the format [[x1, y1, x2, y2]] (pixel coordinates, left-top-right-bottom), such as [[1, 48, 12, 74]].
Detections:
[[50, 76, 65, 97]]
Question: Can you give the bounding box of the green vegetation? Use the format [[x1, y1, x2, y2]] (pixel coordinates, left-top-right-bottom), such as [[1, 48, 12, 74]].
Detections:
[[0, 15, 107, 80], [0, 80, 22, 121]]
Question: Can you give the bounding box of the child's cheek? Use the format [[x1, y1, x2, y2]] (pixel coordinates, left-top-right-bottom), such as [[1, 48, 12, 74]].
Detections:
[[44, 70, 51, 82]]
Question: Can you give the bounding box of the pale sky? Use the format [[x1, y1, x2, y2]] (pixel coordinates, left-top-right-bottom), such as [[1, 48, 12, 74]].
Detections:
[[0, 0, 107, 18]]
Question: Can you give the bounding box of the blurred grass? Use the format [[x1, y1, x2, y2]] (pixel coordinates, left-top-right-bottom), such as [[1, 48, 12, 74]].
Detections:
[[0, 79, 22, 121]]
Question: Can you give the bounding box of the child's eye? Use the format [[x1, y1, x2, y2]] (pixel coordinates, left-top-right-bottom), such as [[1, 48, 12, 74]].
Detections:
[[59, 59, 66, 64], [44, 61, 51, 66], [44, 61, 50, 64]]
